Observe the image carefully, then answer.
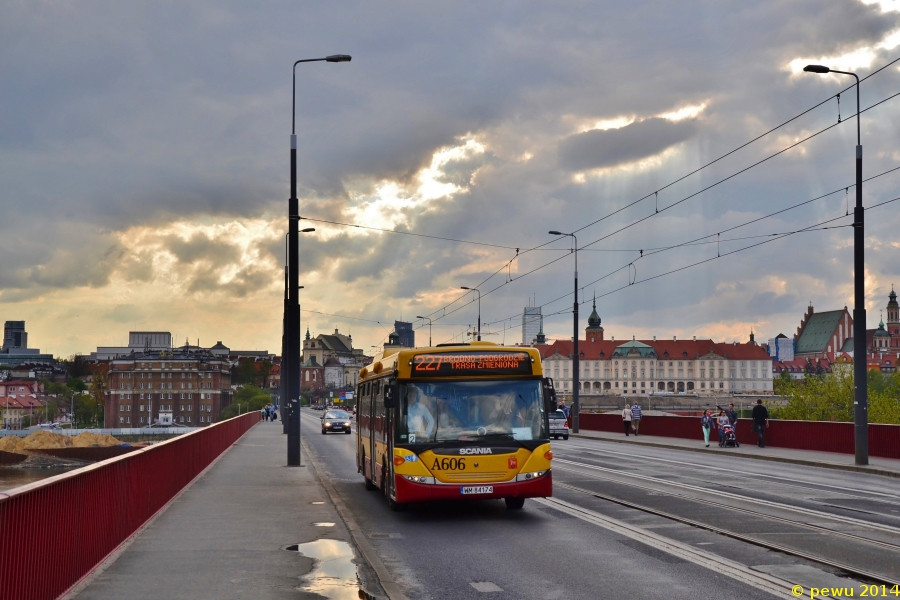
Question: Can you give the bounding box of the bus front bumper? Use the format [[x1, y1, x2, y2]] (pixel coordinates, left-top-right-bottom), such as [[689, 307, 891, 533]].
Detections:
[[394, 471, 552, 503]]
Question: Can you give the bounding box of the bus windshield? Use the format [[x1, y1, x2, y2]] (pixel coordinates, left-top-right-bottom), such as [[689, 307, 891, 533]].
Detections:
[[398, 379, 546, 444]]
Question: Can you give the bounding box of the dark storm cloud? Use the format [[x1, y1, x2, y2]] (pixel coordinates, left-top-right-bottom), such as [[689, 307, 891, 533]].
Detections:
[[162, 233, 241, 268], [557, 118, 699, 172], [2, 0, 900, 354]]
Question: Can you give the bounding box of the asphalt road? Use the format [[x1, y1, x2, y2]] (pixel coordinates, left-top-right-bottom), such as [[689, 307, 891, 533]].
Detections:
[[300, 409, 884, 600]]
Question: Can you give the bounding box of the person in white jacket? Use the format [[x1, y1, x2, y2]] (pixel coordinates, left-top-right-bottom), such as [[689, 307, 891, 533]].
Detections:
[[622, 404, 633, 436]]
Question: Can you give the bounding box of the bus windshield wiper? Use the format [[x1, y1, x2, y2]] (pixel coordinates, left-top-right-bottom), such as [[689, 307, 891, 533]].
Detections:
[[474, 432, 515, 440]]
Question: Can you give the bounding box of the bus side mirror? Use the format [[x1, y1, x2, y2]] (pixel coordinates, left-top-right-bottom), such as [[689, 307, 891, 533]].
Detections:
[[384, 384, 398, 409]]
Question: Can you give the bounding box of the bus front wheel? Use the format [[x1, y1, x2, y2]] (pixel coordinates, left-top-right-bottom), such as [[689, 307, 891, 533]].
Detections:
[[505, 497, 525, 510]]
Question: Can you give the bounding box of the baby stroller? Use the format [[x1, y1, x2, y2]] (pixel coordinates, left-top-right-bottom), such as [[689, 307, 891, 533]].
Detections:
[[719, 423, 739, 448]]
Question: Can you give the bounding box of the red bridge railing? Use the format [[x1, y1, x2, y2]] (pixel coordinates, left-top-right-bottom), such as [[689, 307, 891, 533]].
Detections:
[[0, 412, 260, 600], [573, 413, 900, 459]]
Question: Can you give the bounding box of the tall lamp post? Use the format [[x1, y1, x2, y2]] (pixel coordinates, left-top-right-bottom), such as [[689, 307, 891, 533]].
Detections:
[[549, 230, 580, 433], [287, 55, 351, 466], [460, 287, 481, 341], [416, 316, 433, 347], [803, 64, 866, 465], [282, 231, 311, 434]]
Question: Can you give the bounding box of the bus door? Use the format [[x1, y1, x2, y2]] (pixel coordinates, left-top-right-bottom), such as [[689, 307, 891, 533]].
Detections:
[[373, 378, 384, 484]]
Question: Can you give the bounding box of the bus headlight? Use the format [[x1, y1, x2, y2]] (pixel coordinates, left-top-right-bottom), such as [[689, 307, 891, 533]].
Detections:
[[516, 470, 548, 482], [403, 475, 435, 484]]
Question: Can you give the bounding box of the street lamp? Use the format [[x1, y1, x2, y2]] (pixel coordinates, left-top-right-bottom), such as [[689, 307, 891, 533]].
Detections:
[[287, 55, 350, 467], [803, 64, 867, 465], [416, 316, 433, 347], [460, 287, 481, 341], [282, 229, 312, 434], [549, 230, 580, 433]]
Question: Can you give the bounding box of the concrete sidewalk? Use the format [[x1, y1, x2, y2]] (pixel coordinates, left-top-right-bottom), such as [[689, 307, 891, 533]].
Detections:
[[72, 422, 385, 600], [571, 428, 900, 478]]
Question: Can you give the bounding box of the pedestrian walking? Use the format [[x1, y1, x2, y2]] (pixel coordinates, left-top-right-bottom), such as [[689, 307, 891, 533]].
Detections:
[[271, 405, 278, 421], [700, 409, 714, 448], [751, 399, 769, 447], [716, 410, 729, 447], [559, 402, 569, 418], [718, 403, 738, 426], [622, 404, 633, 436], [631, 402, 643, 436]]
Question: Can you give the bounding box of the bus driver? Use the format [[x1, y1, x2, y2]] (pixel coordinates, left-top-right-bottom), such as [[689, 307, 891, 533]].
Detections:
[[407, 387, 436, 442]]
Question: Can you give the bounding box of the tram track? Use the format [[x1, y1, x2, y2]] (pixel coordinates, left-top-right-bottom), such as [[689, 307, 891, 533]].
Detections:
[[553, 481, 897, 587], [554, 457, 900, 536], [550, 458, 900, 587], [563, 443, 900, 503]]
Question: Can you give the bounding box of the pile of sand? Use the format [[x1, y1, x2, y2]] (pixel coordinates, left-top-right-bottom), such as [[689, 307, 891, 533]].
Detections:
[[0, 436, 25, 453], [0, 431, 123, 454], [21, 431, 72, 450], [72, 432, 121, 447]]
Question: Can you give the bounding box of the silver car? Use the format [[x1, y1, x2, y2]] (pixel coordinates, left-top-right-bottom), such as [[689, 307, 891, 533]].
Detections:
[[549, 410, 569, 440], [321, 410, 352, 434]]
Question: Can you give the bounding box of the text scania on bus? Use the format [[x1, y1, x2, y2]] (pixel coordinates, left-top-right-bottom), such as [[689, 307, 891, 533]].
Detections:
[[356, 342, 554, 511]]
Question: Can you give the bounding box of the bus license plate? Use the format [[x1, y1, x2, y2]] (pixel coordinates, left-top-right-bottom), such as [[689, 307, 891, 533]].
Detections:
[[460, 486, 493, 495]]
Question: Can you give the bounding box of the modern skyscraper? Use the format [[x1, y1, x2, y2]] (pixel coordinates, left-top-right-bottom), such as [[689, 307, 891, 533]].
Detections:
[[522, 306, 543, 345], [394, 321, 415, 348]]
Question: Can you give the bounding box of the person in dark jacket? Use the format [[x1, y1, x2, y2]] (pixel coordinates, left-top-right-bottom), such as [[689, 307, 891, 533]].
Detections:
[[717, 403, 738, 426], [751, 399, 769, 447]]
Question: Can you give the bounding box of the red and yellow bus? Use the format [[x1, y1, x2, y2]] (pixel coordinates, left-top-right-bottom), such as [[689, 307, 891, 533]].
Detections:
[[356, 341, 554, 511]]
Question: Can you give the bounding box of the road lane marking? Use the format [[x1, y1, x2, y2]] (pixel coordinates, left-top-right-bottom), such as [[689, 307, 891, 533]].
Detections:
[[535, 496, 794, 599], [559, 442, 900, 500], [470, 582, 503, 593], [549, 482, 895, 586], [555, 457, 900, 536]]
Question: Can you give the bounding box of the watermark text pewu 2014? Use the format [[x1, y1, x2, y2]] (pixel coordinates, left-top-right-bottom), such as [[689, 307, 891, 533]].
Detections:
[[791, 584, 900, 598]]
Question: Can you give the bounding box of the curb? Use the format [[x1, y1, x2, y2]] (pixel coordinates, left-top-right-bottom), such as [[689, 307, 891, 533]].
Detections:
[[570, 433, 900, 479], [302, 439, 410, 600]]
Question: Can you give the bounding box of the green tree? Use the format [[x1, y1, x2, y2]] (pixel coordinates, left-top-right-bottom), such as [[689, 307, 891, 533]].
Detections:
[[259, 360, 273, 388], [67, 378, 87, 393], [775, 368, 900, 424], [773, 370, 793, 397], [232, 359, 258, 385], [219, 385, 271, 420]]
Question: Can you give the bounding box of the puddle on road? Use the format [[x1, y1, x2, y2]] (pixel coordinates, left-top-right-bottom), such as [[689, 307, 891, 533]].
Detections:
[[285, 539, 362, 600]]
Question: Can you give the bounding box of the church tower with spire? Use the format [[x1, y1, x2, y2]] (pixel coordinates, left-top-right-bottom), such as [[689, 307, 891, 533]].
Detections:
[[887, 286, 899, 336], [585, 294, 604, 342]]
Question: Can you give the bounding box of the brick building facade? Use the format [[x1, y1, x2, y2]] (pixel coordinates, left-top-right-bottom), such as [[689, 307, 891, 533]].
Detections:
[[104, 350, 232, 428]]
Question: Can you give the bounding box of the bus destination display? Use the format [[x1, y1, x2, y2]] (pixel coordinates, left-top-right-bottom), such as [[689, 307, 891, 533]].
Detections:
[[411, 352, 533, 377]]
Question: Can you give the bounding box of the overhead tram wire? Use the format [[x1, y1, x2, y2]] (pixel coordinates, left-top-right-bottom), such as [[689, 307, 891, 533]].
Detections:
[[568, 55, 900, 237], [434, 126, 900, 333], [309, 60, 900, 333], [474, 216, 859, 342], [299, 217, 521, 250], [480, 194, 900, 340], [418, 83, 900, 333], [480, 176, 900, 335], [316, 61, 900, 338]]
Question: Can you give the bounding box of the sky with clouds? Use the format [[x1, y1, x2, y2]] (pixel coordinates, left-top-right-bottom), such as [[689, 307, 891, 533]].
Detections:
[[2, 0, 900, 358]]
